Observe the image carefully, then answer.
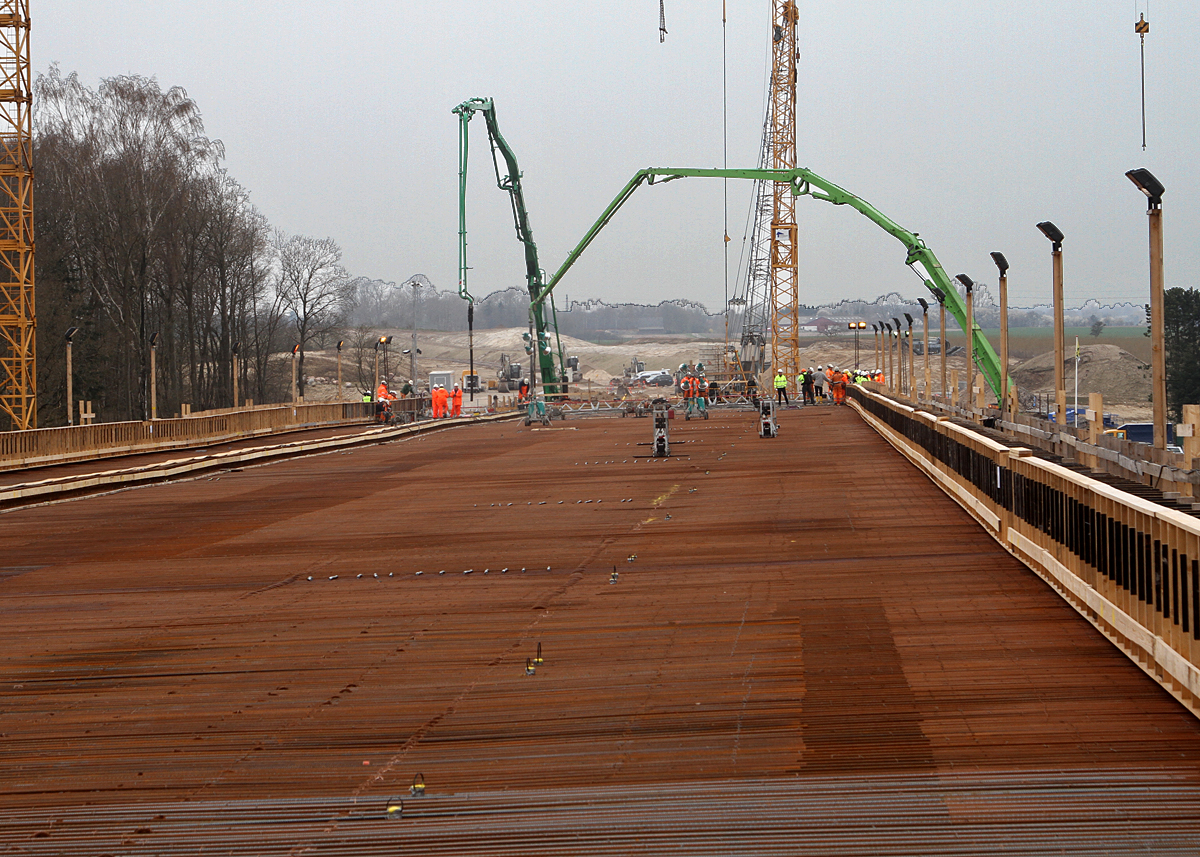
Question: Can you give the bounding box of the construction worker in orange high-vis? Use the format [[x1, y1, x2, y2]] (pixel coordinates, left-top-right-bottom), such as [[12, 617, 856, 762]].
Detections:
[[451, 383, 463, 417], [431, 384, 443, 418], [830, 368, 848, 405]]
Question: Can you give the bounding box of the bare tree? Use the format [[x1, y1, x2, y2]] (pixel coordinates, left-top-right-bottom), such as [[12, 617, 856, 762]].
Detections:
[[274, 231, 355, 398]]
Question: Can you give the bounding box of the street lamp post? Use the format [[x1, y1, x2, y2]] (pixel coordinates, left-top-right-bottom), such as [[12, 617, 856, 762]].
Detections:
[[884, 323, 894, 393], [1037, 220, 1067, 426], [917, 298, 930, 404], [937, 292, 947, 404], [848, 321, 866, 368], [292, 344, 300, 405], [892, 318, 904, 395], [149, 332, 159, 420], [955, 274, 976, 416], [64, 327, 78, 426], [871, 324, 880, 373], [1126, 168, 1167, 449], [379, 335, 393, 384], [336, 340, 344, 403], [373, 340, 381, 397], [231, 340, 240, 410], [991, 252, 1011, 423], [903, 313, 914, 401]]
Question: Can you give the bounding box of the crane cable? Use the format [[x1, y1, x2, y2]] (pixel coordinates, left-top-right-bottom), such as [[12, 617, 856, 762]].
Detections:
[[723, 0, 730, 353], [1135, 1, 1149, 150], [660, 0, 667, 42]]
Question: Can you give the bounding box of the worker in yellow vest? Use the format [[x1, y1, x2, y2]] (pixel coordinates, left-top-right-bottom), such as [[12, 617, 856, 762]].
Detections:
[[773, 370, 789, 406]]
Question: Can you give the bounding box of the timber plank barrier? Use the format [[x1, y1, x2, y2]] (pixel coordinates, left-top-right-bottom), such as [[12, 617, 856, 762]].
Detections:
[[849, 384, 1200, 718], [860, 380, 1200, 499], [0, 398, 430, 472]]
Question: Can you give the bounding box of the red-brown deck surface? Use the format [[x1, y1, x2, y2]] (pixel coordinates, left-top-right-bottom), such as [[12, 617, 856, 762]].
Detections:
[[2, 407, 1200, 854]]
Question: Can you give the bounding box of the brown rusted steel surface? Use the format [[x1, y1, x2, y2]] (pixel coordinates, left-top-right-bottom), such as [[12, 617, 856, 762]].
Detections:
[[3, 407, 1200, 853]]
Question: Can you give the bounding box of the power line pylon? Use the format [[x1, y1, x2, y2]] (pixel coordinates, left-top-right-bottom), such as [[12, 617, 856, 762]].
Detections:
[[0, 0, 33, 430], [768, 0, 799, 394]]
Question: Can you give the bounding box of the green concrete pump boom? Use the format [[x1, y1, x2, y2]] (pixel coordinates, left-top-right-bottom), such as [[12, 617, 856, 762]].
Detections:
[[533, 166, 1005, 400], [454, 97, 565, 394]]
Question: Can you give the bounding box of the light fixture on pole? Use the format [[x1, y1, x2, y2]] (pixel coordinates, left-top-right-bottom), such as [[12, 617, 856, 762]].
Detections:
[[990, 252, 1011, 422], [884, 322, 895, 393], [231, 340, 240, 411], [149, 332, 159, 421], [1126, 168, 1167, 448], [373, 340, 381, 397], [903, 313, 915, 401], [871, 323, 880, 373], [955, 274, 976, 416], [336, 340, 344, 403], [292, 344, 301, 405], [1037, 220, 1067, 426], [848, 321, 866, 368], [935, 291, 947, 403], [917, 298, 930, 404], [892, 317, 904, 395], [379, 335, 393, 383], [64, 327, 79, 426]]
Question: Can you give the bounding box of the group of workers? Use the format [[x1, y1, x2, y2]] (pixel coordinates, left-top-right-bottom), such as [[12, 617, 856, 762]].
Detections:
[[373, 379, 463, 421], [769, 364, 886, 407], [679, 369, 709, 417]]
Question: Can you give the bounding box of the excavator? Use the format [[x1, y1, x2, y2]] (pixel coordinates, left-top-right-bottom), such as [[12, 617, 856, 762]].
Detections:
[[454, 97, 567, 397]]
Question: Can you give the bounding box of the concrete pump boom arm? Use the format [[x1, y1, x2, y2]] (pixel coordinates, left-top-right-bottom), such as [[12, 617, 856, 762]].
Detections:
[[536, 166, 1004, 399], [454, 97, 566, 391]]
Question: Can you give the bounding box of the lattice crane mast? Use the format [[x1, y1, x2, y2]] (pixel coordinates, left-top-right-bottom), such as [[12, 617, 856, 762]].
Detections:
[[0, 0, 33, 430]]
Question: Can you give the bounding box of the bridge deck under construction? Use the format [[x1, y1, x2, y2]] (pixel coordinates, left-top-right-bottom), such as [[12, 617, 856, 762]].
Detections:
[[3, 408, 1200, 854]]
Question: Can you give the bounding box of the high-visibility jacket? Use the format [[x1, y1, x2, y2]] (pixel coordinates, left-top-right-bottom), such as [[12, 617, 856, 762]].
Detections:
[[774, 373, 787, 389], [376, 382, 395, 401], [452, 388, 463, 406]]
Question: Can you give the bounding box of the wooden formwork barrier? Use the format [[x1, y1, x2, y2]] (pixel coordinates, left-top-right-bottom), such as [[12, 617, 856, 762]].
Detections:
[[0, 399, 429, 472], [850, 385, 1200, 717]]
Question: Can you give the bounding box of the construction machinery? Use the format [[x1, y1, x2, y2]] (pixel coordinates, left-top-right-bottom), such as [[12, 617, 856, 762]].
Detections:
[[759, 397, 778, 438], [455, 97, 567, 397], [533, 166, 1008, 401], [496, 353, 522, 392], [652, 400, 671, 457], [0, 2, 34, 430]]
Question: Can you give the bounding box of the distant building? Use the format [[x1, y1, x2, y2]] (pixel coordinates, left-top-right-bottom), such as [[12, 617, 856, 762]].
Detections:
[[637, 317, 667, 335]]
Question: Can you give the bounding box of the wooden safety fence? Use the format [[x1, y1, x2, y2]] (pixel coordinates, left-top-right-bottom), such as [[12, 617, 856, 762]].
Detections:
[[850, 384, 1200, 718], [0, 399, 428, 472]]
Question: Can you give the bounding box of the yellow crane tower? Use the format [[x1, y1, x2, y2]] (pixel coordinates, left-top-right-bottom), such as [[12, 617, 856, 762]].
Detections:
[[768, 0, 800, 395], [0, 0, 33, 430]]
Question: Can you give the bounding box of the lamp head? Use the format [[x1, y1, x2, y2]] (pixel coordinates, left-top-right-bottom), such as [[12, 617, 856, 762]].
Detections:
[[232, 340, 240, 356], [917, 297, 929, 312], [65, 326, 79, 342], [871, 323, 878, 332], [1125, 168, 1164, 206], [990, 251, 1009, 274], [892, 317, 902, 331], [292, 344, 300, 355], [1036, 221, 1064, 249], [149, 332, 159, 348], [336, 339, 344, 352], [904, 312, 914, 326], [884, 322, 892, 333], [955, 273, 974, 292]]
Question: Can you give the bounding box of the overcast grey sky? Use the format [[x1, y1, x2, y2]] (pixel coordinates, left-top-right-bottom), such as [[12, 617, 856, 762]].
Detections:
[[39, 1, 1199, 311]]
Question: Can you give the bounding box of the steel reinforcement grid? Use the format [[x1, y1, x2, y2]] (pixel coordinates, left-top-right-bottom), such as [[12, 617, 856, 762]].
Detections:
[[3, 407, 1200, 853]]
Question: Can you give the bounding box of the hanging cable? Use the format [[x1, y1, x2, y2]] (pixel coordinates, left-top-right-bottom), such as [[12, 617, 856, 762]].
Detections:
[[1135, 4, 1149, 150], [723, 0, 730, 354]]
